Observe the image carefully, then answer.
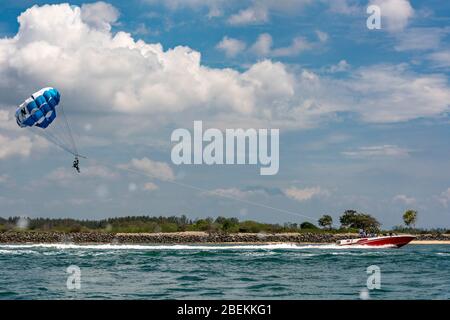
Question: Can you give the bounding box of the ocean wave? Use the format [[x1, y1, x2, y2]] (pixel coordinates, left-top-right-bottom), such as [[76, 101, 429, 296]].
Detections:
[[0, 243, 394, 251]]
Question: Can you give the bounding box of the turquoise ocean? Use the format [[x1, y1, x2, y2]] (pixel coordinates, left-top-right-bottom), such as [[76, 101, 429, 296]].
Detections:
[[0, 243, 449, 299]]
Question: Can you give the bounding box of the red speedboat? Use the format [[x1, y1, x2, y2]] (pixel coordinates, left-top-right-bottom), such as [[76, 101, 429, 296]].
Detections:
[[336, 235, 416, 248]]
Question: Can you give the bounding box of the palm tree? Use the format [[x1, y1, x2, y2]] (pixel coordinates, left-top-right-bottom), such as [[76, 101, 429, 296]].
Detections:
[[403, 210, 418, 228]]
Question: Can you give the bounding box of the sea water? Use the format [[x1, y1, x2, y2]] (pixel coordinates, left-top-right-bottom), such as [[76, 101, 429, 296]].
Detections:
[[0, 243, 448, 299]]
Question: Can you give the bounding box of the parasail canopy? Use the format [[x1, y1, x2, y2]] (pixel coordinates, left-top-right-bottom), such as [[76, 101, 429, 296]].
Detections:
[[15, 87, 80, 158]]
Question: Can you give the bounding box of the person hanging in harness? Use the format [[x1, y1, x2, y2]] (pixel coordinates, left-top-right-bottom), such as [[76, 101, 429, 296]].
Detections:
[[73, 156, 80, 173]]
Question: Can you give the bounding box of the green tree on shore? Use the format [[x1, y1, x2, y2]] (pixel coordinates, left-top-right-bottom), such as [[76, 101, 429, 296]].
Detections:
[[318, 215, 333, 230], [403, 210, 418, 228], [339, 210, 380, 231], [300, 222, 318, 230]]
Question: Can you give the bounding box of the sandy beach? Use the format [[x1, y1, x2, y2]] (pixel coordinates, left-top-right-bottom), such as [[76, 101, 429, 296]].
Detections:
[[411, 240, 450, 245]]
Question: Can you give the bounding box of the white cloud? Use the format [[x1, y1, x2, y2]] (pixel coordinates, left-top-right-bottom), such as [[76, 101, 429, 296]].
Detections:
[[250, 33, 273, 56], [80, 1, 119, 32], [46, 165, 117, 182], [143, 182, 159, 191], [395, 28, 447, 51], [315, 30, 329, 43], [0, 3, 449, 137], [46, 167, 77, 182], [272, 37, 313, 57], [0, 4, 298, 124], [119, 157, 175, 181], [327, 60, 350, 73], [0, 110, 20, 131], [283, 186, 329, 202], [427, 50, 450, 68], [370, 0, 414, 32], [393, 194, 416, 205], [147, 0, 313, 23], [250, 33, 315, 58], [216, 36, 246, 57], [0, 134, 33, 159], [345, 65, 450, 123], [228, 6, 269, 25], [227, 0, 313, 25], [82, 165, 118, 179], [342, 145, 411, 158]]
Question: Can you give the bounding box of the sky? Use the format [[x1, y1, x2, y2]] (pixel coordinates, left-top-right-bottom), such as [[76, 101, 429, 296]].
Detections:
[[0, 0, 450, 228]]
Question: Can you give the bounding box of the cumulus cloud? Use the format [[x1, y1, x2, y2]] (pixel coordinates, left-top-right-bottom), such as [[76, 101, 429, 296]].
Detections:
[[272, 37, 313, 57], [216, 36, 246, 57], [0, 3, 449, 138], [283, 186, 329, 202], [249, 33, 316, 58], [0, 134, 33, 159], [370, 0, 414, 32], [80, 1, 119, 32], [0, 110, 21, 131], [0, 4, 299, 126], [342, 145, 411, 158], [327, 60, 350, 73], [344, 64, 450, 123], [119, 157, 175, 181], [228, 6, 269, 25], [250, 33, 273, 56], [227, 0, 313, 25]]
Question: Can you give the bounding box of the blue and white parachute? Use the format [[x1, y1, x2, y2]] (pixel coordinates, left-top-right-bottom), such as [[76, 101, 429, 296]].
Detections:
[[15, 87, 80, 157], [16, 87, 60, 128]]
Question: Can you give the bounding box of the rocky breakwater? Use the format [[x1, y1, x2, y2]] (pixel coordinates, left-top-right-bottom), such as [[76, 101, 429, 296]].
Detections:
[[0, 231, 448, 244], [0, 232, 356, 244]]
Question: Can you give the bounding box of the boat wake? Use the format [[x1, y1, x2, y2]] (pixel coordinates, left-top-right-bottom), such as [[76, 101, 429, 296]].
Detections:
[[0, 243, 395, 251]]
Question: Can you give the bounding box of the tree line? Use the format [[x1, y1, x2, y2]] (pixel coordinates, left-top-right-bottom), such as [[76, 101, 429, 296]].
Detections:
[[0, 209, 442, 234], [317, 209, 418, 232]]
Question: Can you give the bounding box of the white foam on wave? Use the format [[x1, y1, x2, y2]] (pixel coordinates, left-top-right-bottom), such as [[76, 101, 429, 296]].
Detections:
[[0, 243, 393, 251], [0, 249, 40, 255]]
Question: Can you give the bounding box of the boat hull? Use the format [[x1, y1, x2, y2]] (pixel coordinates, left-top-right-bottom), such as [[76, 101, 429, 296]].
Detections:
[[336, 235, 416, 248]]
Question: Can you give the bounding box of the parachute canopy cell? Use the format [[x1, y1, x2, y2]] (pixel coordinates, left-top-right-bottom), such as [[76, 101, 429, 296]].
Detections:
[[15, 87, 61, 129]]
